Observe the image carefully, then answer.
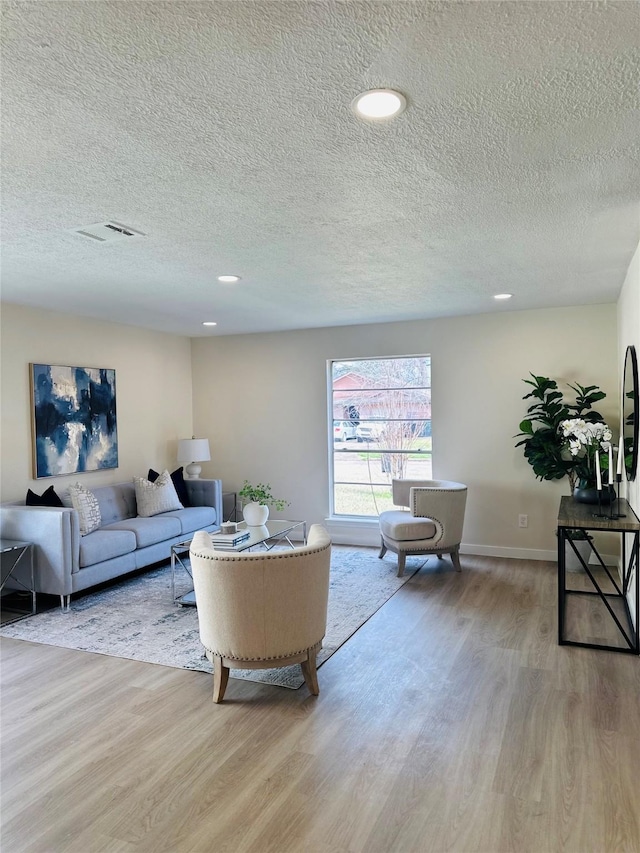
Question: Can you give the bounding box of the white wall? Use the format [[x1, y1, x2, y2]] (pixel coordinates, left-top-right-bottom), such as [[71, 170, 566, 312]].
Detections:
[[0, 303, 193, 501], [617, 238, 640, 625], [191, 304, 618, 558], [617, 240, 640, 514], [1, 300, 624, 560]]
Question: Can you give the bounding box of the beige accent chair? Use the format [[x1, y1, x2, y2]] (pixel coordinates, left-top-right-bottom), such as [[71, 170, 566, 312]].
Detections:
[[189, 524, 331, 703], [379, 479, 467, 577]]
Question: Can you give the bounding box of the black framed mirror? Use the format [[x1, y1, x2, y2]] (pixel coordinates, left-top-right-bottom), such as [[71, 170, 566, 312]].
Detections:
[[622, 344, 638, 481]]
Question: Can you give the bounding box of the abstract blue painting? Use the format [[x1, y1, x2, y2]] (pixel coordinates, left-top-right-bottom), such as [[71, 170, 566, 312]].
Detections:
[[31, 364, 118, 478]]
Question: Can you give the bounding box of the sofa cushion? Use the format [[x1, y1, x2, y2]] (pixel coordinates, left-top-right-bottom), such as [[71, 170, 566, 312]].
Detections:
[[134, 470, 183, 517], [26, 485, 64, 507], [148, 467, 191, 507], [380, 510, 437, 542], [93, 483, 137, 526], [79, 528, 137, 569], [105, 515, 182, 548], [68, 483, 102, 536], [162, 506, 216, 535]]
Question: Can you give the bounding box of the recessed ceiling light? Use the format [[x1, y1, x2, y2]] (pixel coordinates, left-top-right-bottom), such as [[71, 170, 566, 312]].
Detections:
[[494, 293, 513, 300], [202, 321, 217, 326], [351, 88, 407, 121], [217, 275, 240, 283]]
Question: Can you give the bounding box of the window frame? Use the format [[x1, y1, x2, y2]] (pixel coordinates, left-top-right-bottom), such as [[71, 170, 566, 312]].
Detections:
[[328, 354, 432, 519]]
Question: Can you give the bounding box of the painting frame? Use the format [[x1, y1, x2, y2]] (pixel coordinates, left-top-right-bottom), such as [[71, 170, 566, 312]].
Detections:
[[30, 363, 119, 479]]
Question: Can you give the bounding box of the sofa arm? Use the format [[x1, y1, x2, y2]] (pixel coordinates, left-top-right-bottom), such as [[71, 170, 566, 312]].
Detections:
[[185, 478, 223, 526], [0, 505, 80, 596]]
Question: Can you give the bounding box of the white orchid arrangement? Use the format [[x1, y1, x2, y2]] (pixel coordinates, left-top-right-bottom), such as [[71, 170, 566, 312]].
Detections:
[[560, 418, 612, 455], [559, 418, 613, 490]]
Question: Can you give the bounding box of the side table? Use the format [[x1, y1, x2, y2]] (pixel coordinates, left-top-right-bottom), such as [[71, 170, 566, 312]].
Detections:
[[557, 496, 639, 654], [171, 540, 196, 606], [222, 491, 239, 522], [1, 539, 35, 622]]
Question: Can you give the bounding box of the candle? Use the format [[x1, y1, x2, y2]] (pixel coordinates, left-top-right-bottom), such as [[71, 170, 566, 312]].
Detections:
[[595, 450, 602, 491], [617, 437, 624, 476], [608, 445, 614, 485]]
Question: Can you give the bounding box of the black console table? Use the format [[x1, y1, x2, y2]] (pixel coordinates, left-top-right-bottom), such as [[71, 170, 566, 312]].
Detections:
[[557, 496, 639, 654]]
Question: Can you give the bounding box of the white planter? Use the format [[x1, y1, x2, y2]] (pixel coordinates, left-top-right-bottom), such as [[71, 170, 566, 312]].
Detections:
[[242, 502, 269, 526]]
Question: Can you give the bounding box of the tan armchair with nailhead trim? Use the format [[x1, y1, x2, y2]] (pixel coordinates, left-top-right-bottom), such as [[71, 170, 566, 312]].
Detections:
[[190, 524, 331, 703], [379, 479, 467, 577]]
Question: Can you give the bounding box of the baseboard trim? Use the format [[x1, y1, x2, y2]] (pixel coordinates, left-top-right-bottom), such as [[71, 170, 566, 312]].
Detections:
[[462, 544, 619, 566], [459, 544, 556, 562], [323, 519, 618, 565]]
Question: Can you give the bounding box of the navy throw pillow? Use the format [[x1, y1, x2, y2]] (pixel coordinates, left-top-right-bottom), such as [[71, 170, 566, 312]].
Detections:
[[148, 467, 190, 507], [26, 485, 64, 507]]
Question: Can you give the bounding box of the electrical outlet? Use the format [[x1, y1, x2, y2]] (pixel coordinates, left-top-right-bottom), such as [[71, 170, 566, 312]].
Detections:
[[519, 514, 528, 528]]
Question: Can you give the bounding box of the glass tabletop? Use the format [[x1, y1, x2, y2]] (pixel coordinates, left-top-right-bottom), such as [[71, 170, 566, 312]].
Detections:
[[173, 520, 306, 553], [227, 520, 305, 551]]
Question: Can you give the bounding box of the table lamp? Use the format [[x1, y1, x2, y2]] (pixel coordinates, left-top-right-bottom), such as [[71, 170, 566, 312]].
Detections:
[[177, 437, 211, 479]]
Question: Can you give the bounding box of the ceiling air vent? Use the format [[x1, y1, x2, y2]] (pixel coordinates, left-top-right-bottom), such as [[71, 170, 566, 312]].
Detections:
[[69, 221, 146, 243]]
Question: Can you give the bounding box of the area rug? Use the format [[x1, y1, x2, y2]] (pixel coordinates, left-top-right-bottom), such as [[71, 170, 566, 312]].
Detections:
[[0, 546, 424, 689]]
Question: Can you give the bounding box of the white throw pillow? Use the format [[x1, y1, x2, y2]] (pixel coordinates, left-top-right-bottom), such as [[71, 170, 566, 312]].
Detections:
[[134, 469, 183, 517], [67, 483, 102, 536]]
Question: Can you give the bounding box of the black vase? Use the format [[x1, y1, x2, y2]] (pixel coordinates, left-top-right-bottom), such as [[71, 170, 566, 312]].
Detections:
[[573, 485, 615, 505]]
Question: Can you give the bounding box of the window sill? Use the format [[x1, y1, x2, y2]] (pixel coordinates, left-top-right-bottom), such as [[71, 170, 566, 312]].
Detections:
[[324, 516, 381, 546]]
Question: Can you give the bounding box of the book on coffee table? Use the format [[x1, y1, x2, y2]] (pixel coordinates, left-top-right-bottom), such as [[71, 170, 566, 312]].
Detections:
[[209, 530, 251, 547]]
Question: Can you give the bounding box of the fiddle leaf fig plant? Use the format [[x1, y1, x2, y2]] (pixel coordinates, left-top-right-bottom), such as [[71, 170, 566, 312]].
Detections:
[[515, 374, 607, 492]]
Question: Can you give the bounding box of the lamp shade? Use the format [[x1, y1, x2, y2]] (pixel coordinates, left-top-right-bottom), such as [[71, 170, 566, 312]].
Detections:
[[177, 438, 211, 463]]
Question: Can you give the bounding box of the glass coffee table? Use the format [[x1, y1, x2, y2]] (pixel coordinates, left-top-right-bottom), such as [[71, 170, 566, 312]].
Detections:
[[171, 519, 307, 606]]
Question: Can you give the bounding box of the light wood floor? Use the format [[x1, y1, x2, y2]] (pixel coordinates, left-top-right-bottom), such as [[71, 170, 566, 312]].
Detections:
[[1, 554, 639, 853]]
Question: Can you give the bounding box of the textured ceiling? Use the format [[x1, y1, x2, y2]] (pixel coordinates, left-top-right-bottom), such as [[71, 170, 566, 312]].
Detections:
[[1, 1, 639, 337]]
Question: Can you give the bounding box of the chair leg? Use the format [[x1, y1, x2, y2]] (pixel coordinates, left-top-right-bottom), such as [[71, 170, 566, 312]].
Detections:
[[213, 655, 230, 703], [451, 548, 462, 572], [397, 552, 406, 578], [437, 554, 444, 560], [301, 650, 319, 696], [378, 538, 387, 559]]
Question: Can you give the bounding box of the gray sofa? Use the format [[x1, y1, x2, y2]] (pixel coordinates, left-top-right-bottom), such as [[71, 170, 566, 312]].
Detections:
[[0, 478, 222, 608]]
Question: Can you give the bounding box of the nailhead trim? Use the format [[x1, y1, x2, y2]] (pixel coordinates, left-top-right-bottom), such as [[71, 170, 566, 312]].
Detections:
[[205, 642, 322, 662], [191, 543, 329, 561]]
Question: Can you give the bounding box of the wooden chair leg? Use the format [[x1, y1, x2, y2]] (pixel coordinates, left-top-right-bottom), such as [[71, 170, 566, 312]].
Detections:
[[378, 538, 387, 559], [437, 553, 444, 560], [301, 651, 319, 696], [213, 655, 230, 703], [451, 548, 462, 572], [397, 552, 406, 578]]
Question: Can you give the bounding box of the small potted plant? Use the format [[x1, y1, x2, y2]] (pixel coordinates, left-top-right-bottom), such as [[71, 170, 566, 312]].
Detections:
[[558, 417, 614, 503], [238, 480, 289, 526]]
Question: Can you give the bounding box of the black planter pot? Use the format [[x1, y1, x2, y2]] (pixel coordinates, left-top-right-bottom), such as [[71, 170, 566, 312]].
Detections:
[[573, 485, 615, 505]]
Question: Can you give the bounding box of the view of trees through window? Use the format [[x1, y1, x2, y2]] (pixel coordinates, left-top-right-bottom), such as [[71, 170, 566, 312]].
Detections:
[[330, 356, 432, 517]]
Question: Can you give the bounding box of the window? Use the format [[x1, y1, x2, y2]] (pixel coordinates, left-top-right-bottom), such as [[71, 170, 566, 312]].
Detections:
[[330, 356, 432, 517]]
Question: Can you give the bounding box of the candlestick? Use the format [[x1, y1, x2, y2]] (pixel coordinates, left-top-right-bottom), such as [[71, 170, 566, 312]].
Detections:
[[595, 450, 602, 491], [608, 444, 614, 485], [617, 437, 623, 476]]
